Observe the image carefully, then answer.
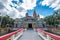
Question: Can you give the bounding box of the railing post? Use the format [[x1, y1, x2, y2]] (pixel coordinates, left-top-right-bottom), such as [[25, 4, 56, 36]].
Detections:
[[47, 35, 51, 40], [11, 35, 15, 40]]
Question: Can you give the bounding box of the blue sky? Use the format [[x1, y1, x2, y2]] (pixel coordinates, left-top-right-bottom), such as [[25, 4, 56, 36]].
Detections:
[[0, 0, 60, 18], [27, 4, 54, 17], [19, 0, 55, 17]]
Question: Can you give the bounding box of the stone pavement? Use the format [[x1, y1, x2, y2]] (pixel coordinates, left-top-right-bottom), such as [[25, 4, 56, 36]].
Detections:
[[18, 29, 43, 40]]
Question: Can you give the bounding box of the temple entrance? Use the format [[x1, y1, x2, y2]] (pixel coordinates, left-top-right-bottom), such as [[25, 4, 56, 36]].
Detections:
[[28, 23, 32, 29]]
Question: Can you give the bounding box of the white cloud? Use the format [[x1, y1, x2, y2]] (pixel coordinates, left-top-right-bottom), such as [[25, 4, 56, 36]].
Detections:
[[41, 0, 54, 6], [7, 7, 27, 19], [0, 0, 12, 5], [0, 0, 37, 19], [0, 0, 27, 18], [10, 0, 37, 18], [40, 0, 60, 10], [0, 0, 13, 11], [0, 2, 5, 10], [19, 10, 27, 18], [54, 4, 60, 10], [0, 9, 7, 16], [39, 15, 44, 18], [50, 0, 60, 8], [20, 0, 37, 10]]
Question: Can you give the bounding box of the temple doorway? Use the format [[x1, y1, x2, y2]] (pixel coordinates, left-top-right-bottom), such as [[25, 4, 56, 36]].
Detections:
[[28, 23, 32, 29]]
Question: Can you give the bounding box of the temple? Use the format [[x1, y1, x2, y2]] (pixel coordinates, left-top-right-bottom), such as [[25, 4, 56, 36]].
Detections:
[[14, 10, 43, 29]]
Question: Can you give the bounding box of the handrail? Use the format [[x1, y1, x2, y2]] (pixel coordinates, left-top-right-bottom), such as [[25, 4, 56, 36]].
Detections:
[[0, 28, 23, 40], [37, 28, 60, 40], [44, 31, 60, 40]]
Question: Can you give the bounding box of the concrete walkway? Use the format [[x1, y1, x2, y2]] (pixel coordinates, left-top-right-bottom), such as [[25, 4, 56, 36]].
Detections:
[[18, 29, 43, 40]]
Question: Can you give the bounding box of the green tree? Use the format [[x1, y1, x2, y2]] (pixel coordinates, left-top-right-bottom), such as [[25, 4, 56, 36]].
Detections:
[[1, 15, 15, 28], [44, 9, 60, 27]]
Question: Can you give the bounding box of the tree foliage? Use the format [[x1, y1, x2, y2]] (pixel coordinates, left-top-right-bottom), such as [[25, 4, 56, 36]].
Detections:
[[44, 9, 60, 25], [0, 15, 15, 28]]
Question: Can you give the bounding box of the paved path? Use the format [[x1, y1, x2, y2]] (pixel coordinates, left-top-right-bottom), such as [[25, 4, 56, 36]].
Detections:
[[18, 29, 43, 40]]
